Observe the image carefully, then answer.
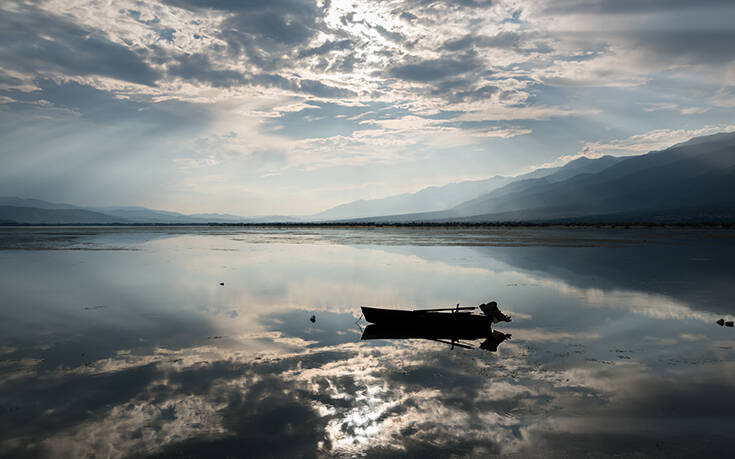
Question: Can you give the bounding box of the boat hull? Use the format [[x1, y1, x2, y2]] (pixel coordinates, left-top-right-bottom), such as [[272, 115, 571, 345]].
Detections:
[[361, 306, 491, 335]]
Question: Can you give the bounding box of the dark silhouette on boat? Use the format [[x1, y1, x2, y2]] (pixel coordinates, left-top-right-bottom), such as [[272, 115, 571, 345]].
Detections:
[[360, 301, 511, 351]]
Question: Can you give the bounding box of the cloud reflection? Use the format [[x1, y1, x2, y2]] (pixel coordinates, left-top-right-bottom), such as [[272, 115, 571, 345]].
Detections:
[[4, 336, 734, 457], [2, 228, 735, 457]]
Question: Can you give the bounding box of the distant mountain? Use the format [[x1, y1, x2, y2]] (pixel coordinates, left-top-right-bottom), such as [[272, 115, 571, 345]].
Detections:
[[0, 198, 212, 223], [453, 155, 625, 205], [453, 131, 735, 221], [336, 154, 628, 222], [90, 208, 300, 224], [88, 206, 197, 223], [310, 165, 560, 221], [0, 199, 260, 224], [0, 198, 299, 224], [352, 131, 735, 223], [0, 206, 130, 224], [4, 131, 733, 225], [188, 212, 252, 221], [0, 197, 81, 210]]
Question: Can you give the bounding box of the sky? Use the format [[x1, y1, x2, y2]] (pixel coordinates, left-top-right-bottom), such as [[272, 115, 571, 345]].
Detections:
[[1, 0, 735, 216]]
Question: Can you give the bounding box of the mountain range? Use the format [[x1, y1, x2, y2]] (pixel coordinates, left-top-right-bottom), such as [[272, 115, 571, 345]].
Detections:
[[2, 131, 734, 224], [309, 166, 559, 221], [344, 132, 735, 223], [0, 198, 297, 225]]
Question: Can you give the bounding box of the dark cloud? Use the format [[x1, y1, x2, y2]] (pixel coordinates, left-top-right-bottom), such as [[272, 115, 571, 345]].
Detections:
[[442, 31, 554, 56], [166, 53, 247, 87], [297, 79, 355, 98], [443, 32, 524, 52], [160, 0, 365, 98], [399, 0, 495, 9], [297, 39, 353, 59], [246, 73, 356, 98], [426, 78, 500, 103], [156, 27, 177, 43], [164, 0, 326, 70], [324, 53, 361, 73], [159, 47, 355, 96], [0, 4, 159, 86], [374, 24, 404, 43], [383, 52, 505, 104], [621, 30, 735, 65], [541, 1, 735, 72], [452, 85, 500, 103], [387, 56, 480, 82], [2, 79, 208, 128], [547, 0, 734, 15], [221, 7, 317, 46]]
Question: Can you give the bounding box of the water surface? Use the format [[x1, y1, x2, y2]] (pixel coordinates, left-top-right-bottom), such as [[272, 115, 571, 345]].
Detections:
[[1, 226, 734, 457]]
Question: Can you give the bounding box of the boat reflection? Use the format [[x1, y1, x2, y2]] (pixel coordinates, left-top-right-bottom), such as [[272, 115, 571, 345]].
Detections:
[[360, 301, 512, 351], [361, 325, 511, 351]]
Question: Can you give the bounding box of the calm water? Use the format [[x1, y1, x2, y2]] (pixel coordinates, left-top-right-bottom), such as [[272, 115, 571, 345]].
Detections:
[[1, 226, 734, 458]]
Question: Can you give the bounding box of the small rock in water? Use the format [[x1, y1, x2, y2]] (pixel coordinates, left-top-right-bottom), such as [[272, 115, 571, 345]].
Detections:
[[726, 321, 734, 327], [717, 318, 725, 326], [219, 282, 224, 286], [310, 315, 316, 323]]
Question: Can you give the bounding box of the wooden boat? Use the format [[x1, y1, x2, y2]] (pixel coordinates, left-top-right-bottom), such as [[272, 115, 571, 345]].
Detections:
[[361, 301, 510, 326], [359, 301, 511, 350], [360, 301, 511, 351]]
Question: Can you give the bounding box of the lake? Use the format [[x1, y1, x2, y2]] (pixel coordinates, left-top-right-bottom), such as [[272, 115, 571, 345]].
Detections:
[[1, 226, 734, 458]]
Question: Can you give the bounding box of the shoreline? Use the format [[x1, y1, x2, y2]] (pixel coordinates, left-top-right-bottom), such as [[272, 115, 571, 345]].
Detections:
[[1, 221, 734, 228]]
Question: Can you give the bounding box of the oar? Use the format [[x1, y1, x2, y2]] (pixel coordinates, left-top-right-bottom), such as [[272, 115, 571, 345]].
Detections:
[[414, 306, 476, 312], [430, 338, 473, 349]]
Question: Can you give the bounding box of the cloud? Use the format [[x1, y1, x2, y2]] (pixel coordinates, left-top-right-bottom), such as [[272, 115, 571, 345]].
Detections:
[[543, 0, 734, 15], [0, 3, 160, 86], [387, 56, 482, 82], [164, 0, 326, 69], [442, 32, 529, 52], [297, 39, 354, 59], [166, 53, 247, 88], [2, 0, 735, 212]]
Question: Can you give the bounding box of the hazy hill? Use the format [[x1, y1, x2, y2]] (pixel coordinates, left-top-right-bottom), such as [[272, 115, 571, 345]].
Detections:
[[0, 198, 216, 223], [0, 197, 81, 210], [310, 166, 560, 221], [0, 206, 130, 224], [337, 154, 629, 222], [456, 155, 625, 204], [351, 131, 735, 223], [3, 131, 733, 225], [0, 199, 296, 224], [450, 131, 735, 221]]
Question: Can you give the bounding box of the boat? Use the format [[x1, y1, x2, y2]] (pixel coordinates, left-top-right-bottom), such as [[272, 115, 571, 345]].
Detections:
[[361, 301, 511, 326], [360, 301, 511, 351]]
